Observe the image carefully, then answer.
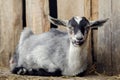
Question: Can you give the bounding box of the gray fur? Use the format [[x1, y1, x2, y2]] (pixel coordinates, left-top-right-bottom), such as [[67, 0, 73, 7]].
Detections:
[[10, 16, 108, 76]]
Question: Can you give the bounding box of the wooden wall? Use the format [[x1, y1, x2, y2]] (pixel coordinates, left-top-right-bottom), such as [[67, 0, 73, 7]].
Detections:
[[26, 0, 50, 34], [0, 0, 50, 67], [0, 0, 22, 67], [98, 0, 120, 75], [111, 0, 120, 75], [57, 0, 84, 31]]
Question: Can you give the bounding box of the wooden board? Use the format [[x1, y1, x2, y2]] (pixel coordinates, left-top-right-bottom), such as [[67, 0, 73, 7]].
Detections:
[[0, 0, 22, 67], [57, 0, 84, 31], [111, 0, 120, 75], [58, 0, 84, 19], [26, 0, 50, 34], [91, 0, 98, 20], [92, 30, 98, 62], [97, 0, 112, 75], [84, 0, 91, 19], [91, 0, 98, 62]]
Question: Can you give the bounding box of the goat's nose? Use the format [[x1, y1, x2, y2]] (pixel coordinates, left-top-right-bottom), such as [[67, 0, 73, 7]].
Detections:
[[76, 37, 83, 41]]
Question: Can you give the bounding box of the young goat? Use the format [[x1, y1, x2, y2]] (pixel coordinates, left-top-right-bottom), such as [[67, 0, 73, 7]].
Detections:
[[10, 16, 108, 76]]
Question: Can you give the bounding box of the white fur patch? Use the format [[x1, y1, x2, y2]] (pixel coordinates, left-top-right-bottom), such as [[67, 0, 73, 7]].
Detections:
[[74, 16, 82, 24], [63, 43, 87, 76]]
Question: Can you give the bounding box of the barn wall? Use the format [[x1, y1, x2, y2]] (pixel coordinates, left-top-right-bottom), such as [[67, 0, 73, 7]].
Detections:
[[57, 0, 84, 31], [0, 0, 50, 67], [26, 0, 50, 34], [97, 0, 120, 75], [91, 0, 98, 63], [0, 0, 22, 67], [58, 0, 84, 18], [111, 0, 120, 75], [97, 0, 112, 75]]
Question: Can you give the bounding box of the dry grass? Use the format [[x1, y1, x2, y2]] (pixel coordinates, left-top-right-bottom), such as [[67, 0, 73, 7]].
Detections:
[[0, 67, 120, 80]]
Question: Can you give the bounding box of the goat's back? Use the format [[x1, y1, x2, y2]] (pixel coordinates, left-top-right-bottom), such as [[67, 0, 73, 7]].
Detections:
[[16, 28, 70, 72]]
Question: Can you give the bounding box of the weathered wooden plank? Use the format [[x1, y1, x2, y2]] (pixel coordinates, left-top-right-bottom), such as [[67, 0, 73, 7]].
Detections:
[[97, 0, 112, 75], [91, 0, 98, 20], [92, 30, 98, 62], [84, 0, 93, 66], [58, 0, 84, 19], [84, 0, 98, 20], [111, 0, 120, 75], [91, 0, 98, 62], [57, 0, 84, 31], [0, 1, 2, 66], [26, 0, 50, 34], [0, 0, 22, 67], [84, 0, 91, 19], [0, 0, 2, 67]]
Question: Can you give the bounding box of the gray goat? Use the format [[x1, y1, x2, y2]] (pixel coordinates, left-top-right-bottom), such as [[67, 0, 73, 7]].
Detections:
[[9, 16, 108, 76]]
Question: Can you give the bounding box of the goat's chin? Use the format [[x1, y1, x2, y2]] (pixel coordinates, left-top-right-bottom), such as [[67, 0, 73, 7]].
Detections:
[[72, 41, 84, 47]]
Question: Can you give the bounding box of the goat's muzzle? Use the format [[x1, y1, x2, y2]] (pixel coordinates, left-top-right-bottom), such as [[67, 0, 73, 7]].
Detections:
[[72, 39, 84, 46]]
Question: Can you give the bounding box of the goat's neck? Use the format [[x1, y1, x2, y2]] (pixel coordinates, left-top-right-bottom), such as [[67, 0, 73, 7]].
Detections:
[[67, 29, 91, 75], [67, 42, 84, 75]]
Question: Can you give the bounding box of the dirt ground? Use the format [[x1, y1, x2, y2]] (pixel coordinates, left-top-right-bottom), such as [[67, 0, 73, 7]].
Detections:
[[0, 67, 120, 80]]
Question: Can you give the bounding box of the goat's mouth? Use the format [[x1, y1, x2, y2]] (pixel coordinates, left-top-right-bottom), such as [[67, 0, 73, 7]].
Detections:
[[72, 40, 84, 46]]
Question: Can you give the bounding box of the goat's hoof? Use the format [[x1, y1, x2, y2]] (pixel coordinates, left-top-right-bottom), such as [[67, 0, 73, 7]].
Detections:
[[11, 67, 27, 75], [17, 67, 27, 75]]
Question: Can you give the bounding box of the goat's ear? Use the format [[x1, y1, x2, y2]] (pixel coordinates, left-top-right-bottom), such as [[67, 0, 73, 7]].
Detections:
[[48, 16, 68, 27], [89, 18, 109, 27]]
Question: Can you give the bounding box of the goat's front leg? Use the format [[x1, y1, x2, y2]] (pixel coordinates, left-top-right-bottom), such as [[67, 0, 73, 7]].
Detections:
[[11, 67, 28, 75]]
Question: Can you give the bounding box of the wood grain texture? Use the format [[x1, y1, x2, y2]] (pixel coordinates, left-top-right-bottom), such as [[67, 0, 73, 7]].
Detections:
[[111, 0, 120, 75], [84, 0, 91, 19], [91, 0, 98, 63], [26, 0, 50, 34], [0, 0, 22, 67], [92, 30, 98, 62], [58, 0, 84, 19], [57, 0, 84, 31], [84, 0, 93, 66], [91, 0, 98, 20], [97, 0, 112, 75]]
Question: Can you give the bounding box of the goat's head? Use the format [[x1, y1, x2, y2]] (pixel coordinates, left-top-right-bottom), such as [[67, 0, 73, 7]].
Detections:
[[49, 16, 108, 46]]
